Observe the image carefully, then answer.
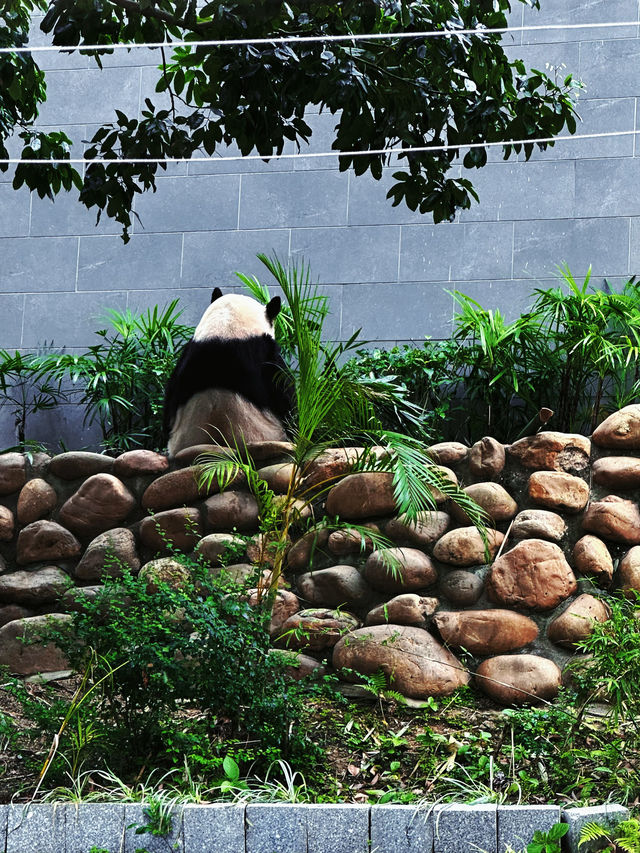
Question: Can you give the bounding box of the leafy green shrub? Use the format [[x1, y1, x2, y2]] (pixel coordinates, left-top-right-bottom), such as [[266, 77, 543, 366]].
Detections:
[[570, 591, 640, 726], [45, 555, 315, 784], [343, 340, 460, 440], [48, 301, 192, 453]]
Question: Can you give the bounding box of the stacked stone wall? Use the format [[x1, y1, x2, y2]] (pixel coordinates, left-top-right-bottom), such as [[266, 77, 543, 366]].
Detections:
[[2, 405, 640, 703]]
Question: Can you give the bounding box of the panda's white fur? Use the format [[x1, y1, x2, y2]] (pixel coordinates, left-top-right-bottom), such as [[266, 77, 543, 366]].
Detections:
[[193, 293, 274, 343], [164, 290, 292, 456]]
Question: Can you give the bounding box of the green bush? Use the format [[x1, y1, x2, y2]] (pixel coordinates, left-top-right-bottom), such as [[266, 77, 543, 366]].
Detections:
[[45, 555, 315, 784]]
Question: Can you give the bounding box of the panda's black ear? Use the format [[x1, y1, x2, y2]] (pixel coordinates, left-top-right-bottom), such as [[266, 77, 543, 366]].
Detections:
[[266, 296, 281, 323], [211, 287, 223, 303]]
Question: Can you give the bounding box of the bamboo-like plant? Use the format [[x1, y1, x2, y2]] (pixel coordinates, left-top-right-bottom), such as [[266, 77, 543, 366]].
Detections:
[[48, 300, 193, 452], [199, 254, 488, 606]]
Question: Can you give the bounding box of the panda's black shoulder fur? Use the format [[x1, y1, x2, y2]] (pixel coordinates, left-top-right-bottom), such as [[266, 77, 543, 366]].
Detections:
[[163, 334, 293, 438]]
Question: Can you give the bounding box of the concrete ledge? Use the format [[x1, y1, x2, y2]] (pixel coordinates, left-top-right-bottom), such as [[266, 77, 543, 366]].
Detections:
[[0, 801, 630, 852]]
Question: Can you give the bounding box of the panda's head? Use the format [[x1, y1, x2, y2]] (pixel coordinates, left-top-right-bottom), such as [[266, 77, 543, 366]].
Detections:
[[193, 287, 282, 342]]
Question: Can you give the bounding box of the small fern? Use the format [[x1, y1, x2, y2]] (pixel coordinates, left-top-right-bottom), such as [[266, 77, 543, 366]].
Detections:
[[579, 818, 640, 853]]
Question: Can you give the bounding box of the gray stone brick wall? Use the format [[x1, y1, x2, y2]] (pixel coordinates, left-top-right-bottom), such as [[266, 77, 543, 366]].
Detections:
[[1, 0, 639, 446]]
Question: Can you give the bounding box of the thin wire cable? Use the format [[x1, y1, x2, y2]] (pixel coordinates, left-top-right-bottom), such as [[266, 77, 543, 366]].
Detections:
[[0, 128, 637, 166], [0, 18, 639, 54]]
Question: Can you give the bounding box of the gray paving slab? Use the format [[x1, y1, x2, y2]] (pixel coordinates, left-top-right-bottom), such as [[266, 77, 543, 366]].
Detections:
[[245, 804, 307, 853], [432, 803, 497, 853], [304, 804, 370, 853], [497, 805, 561, 853], [65, 802, 126, 853], [562, 804, 630, 853], [370, 803, 433, 853], [124, 802, 184, 853], [6, 803, 66, 853], [0, 804, 7, 852], [182, 803, 246, 853]]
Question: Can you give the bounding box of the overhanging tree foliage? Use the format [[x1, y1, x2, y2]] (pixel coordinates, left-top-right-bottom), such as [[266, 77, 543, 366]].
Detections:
[[1, 0, 580, 241]]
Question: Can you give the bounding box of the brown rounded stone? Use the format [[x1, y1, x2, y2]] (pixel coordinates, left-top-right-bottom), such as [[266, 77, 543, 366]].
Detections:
[[139, 507, 202, 552], [487, 539, 577, 611], [296, 565, 375, 609], [75, 528, 140, 581], [364, 548, 438, 593], [17, 520, 81, 565], [59, 474, 136, 538], [0, 453, 26, 496], [196, 533, 246, 566], [17, 478, 57, 524], [592, 456, 640, 490], [507, 432, 591, 472], [281, 652, 326, 681], [384, 511, 450, 548], [469, 437, 506, 479], [427, 442, 469, 466], [301, 447, 367, 490], [0, 567, 72, 606], [172, 443, 228, 466], [573, 535, 614, 586], [434, 610, 539, 655], [333, 624, 469, 698], [451, 482, 517, 524], [257, 463, 295, 494], [113, 449, 169, 477], [592, 404, 640, 449], [287, 528, 330, 571], [475, 654, 562, 705], [28, 453, 52, 478], [204, 491, 259, 532], [433, 527, 504, 567], [528, 471, 589, 513], [0, 613, 71, 675], [425, 466, 458, 503], [326, 472, 396, 519], [247, 588, 300, 637], [0, 506, 14, 541], [279, 608, 359, 651], [327, 528, 374, 557], [582, 495, 640, 544], [142, 467, 214, 512], [49, 451, 114, 479], [439, 570, 484, 605], [139, 557, 192, 593], [365, 594, 438, 628], [245, 441, 295, 463], [618, 545, 640, 597], [0, 605, 33, 628], [511, 509, 567, 542], [547, 594, 609, 647]]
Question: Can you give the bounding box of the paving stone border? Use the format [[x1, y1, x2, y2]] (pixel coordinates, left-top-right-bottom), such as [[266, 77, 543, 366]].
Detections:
[[0, 802, 629, 853]]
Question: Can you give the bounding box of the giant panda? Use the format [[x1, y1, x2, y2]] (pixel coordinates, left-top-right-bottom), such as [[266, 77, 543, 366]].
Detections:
[[163, 287, 294, 456]]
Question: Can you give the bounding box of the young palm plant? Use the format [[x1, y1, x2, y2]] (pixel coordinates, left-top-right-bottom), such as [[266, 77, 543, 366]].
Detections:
[[199, 254, 488, 607]]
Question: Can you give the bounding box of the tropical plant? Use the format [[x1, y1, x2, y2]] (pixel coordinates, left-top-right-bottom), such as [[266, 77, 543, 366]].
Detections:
[[450, 292, 544, 442], [48, 301, 193, 453], [342, 340, 461, 440], [528, 267, 640, 432], [200, 254, 489, 607], [0, 348, 67, 448]]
